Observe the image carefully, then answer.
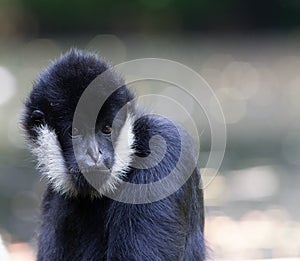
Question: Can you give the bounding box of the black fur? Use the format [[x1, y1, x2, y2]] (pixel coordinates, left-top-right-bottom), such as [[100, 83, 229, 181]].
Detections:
[[22, 49, 206, 260]]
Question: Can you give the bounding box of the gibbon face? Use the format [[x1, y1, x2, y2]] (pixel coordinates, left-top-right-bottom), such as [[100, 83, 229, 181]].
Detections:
[[22, 50, 135, 197]]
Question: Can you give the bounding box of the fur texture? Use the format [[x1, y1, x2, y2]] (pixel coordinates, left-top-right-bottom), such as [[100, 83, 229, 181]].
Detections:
[[22, 49, 206, 261], [29, 125, 77, 196]]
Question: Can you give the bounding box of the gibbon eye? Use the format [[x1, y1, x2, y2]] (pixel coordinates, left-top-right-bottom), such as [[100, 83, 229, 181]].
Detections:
[[31, 110, 44, 122], [102, 124, 112, 134]]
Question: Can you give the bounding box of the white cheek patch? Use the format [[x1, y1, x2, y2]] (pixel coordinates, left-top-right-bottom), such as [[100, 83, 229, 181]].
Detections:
[[29, 125, 77, 196], [98, 113, 135, 195]]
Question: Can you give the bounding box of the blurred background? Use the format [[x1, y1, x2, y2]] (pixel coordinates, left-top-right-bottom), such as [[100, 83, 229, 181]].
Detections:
[[1, 0, 300, 260]]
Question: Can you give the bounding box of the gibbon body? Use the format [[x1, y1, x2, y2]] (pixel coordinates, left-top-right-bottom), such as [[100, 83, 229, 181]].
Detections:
[[22, 50, 206, 261]]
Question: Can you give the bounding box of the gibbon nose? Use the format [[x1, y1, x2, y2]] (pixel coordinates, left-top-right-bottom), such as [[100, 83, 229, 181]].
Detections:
[[87, 146, 101, 164]]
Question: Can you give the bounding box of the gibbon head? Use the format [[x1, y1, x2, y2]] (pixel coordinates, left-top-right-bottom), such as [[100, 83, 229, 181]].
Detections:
[[22, 50, 135, 197]]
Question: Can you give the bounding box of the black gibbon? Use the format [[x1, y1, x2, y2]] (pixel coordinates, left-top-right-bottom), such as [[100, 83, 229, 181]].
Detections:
[[22, 49, 206, 261]]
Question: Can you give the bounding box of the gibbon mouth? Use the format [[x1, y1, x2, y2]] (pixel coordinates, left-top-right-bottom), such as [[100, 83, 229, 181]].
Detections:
[[68, 166, 111, 175]]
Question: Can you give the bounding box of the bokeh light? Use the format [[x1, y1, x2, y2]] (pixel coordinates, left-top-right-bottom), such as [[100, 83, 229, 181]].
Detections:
[[210, 87, 246, 124], [86, 35, 127, 64], [221, 61, 260, 100], [0, 66, 16, 106]]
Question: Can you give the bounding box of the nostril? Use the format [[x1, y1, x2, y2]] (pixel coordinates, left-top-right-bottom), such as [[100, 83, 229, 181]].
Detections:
[[87, 147, 98, 163]]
